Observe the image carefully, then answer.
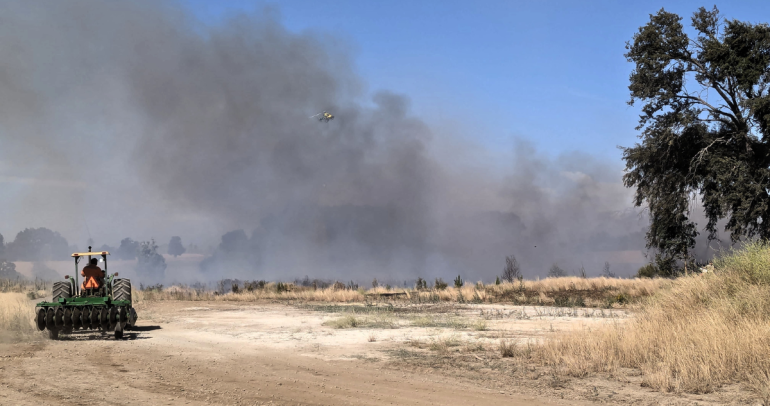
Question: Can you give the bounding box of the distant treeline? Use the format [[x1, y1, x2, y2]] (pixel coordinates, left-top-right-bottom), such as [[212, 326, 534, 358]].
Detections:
[[0, 228, 70, 279], [0, 228, 185, 282]]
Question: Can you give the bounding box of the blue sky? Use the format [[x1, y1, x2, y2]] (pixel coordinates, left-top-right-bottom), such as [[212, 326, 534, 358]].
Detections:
[[180, 1, 770, 163]]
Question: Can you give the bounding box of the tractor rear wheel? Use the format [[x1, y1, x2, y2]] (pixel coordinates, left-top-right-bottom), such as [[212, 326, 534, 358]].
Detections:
[[52, 282, 72, 301], [113, 279, 132, 302]]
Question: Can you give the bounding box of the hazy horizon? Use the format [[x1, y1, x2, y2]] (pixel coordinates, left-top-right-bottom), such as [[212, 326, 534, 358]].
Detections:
[[0, 0, 722, 282]]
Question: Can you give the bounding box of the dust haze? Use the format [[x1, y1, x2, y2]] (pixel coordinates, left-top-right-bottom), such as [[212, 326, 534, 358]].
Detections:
[[0, 0, 653, 281]]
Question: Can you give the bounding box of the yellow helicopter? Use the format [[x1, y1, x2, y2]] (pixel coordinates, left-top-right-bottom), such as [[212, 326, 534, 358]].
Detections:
[[310, 111, 334, 122]]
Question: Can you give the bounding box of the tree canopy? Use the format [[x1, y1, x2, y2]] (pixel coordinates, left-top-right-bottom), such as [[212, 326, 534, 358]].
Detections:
[[5, 228, 69, 261], [200, 229, 262, 274], [116, 238, 139, 260], [0, 260, 21, 279], [136, 239, 166, 281], [623, 6, 770, 265], [167, 236, 186, 257]]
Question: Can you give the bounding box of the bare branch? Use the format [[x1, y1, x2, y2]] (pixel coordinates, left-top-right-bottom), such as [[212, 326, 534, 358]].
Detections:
[[689, 137, 727, 174], [675, 95, 737, 122]]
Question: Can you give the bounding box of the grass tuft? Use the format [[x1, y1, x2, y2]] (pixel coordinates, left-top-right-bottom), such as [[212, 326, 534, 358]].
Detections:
[[324, 315, 359, 329], [471, 319, 488, 331], [499, 339, 516, 357]]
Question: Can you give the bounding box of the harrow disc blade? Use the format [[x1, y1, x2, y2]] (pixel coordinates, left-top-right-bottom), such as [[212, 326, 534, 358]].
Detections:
[[45, 308, 55, 330], [108, 307, 118, 330], [129, 307, 138, 328], [99, 307, 110, 330], [36, 308, 46, 331], [63, 308, 73, 327], [72, 307, 82, 329], [90, 307, 100, 328], [54, 308, 65, 328], [81, 307, 90, 329]]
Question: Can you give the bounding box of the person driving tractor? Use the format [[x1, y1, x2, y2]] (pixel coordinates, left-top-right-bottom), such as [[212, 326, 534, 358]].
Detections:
[[81, 257, 105, 290]]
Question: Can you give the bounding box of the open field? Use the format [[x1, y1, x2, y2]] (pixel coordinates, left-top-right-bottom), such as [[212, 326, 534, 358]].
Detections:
[[0, 294, 757, 405], [2, 246, 768, 404], [135, 276, 670, 308]]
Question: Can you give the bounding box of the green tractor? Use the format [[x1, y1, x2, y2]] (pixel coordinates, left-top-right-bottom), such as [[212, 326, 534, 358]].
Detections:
[[35, 247, 137, 339]]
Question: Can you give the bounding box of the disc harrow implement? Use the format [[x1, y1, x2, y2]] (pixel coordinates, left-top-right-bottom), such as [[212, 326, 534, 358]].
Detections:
[[35, 247, 137, 339]]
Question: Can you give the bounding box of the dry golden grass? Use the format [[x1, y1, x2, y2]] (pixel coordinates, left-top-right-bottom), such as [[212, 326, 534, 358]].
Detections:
[[499, 339, 516, 357], [135, 282, 366, 303], [135, 277, 669, 307], [0, 277, 49, 294], [519, 276, 666, 296], [324, 314, 360, 329], [536, 242, 770, 399], [0, 292, 38, 341]]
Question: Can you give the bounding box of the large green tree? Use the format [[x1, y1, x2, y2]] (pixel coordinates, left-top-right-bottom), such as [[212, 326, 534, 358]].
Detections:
[[5, 228, 69, 261], [623, 6, 770, 266]]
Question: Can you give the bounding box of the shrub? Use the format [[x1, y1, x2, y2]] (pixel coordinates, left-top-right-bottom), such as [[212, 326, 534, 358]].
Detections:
[[502, 255, 521, 282], [434, 278, 448, 290], [454, 275, 463, 288], [244, 280, 266, 291], [602, 261, 616, 278], [499, 339, 515, 357], [140, 283, 164, 292], [548, 264, 567, 277], [554, 296, 569, 307], [636, 263, 658, 278], [579, 265, 587, 278]]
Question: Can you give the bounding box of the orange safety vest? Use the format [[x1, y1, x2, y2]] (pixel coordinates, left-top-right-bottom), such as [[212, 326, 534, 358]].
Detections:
[[81, 265, 104, 290]]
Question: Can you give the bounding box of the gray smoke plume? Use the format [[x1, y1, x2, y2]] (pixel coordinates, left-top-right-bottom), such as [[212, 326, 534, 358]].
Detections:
[[0, 0, 652, 282]]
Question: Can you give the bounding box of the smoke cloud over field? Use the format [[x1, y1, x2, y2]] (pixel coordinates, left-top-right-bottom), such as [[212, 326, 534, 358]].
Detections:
[[0, 0, 651, 281]]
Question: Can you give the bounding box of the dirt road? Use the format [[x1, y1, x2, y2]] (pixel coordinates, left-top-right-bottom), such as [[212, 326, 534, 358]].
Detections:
[[0, 301, 600, 406]]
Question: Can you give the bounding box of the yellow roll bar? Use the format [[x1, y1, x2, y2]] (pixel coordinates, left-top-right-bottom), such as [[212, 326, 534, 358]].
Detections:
[[72, 252, 109, 257]]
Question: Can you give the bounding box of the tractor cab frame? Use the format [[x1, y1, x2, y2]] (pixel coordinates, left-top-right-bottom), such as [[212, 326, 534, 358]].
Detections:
[[72, 249, 109, 297]]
